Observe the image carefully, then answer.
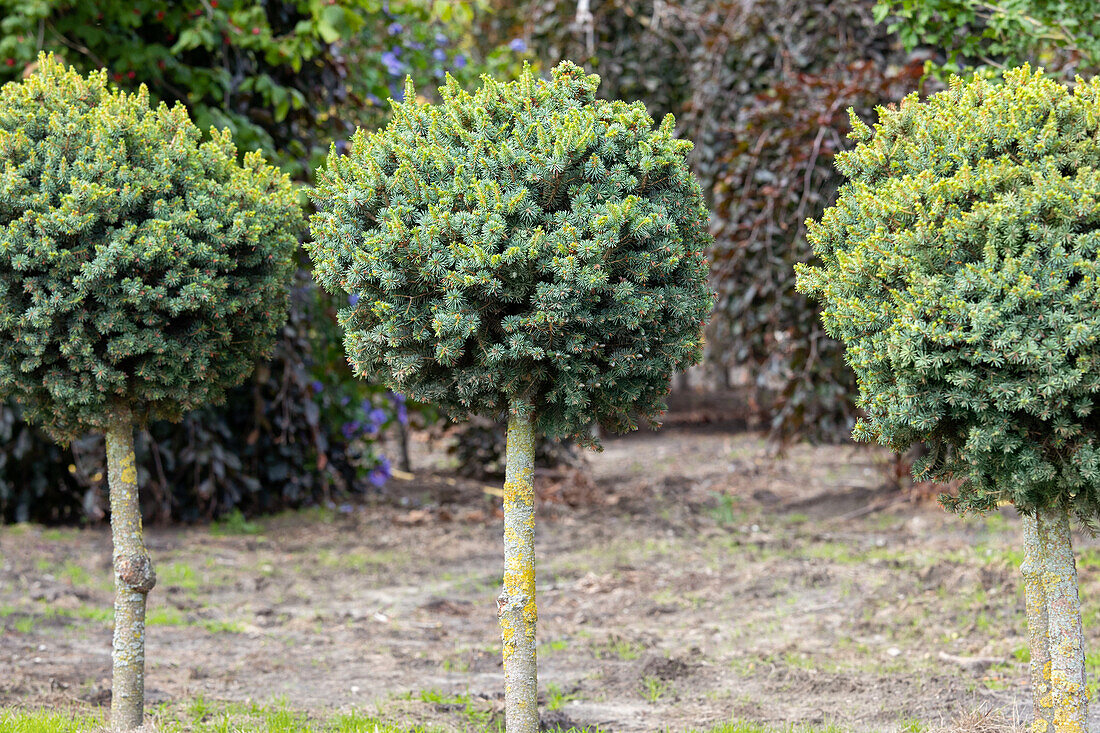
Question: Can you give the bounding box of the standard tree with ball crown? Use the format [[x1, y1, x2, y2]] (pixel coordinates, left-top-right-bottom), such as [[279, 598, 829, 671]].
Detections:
[[798, 66, 1100, 732], [308, 61, 713, 732], [0, 56, 300, 730]]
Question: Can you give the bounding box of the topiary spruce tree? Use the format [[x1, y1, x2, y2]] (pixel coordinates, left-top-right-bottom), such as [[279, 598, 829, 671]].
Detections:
[[308, 61, 713, 732], [797, 66, 1100, 733], [0, 56, 300, 730]]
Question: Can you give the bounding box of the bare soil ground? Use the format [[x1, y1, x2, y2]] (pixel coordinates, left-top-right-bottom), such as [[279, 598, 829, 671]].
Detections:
[[4, 422, 1100, 732]]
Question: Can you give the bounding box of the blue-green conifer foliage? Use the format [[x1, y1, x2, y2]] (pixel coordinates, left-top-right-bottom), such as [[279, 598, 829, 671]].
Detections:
[[797, 67, 1100, 521], [0, 57, 301, 442], [308, 62, 713, 442]]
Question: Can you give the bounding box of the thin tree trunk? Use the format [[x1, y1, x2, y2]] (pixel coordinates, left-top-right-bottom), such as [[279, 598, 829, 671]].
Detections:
[[396, 419, 411, 473], [106, 407, 156, 731], [499, 398, 538, 733], [1022, 513, 1053, 731], [1036, 506, 1088, 733]]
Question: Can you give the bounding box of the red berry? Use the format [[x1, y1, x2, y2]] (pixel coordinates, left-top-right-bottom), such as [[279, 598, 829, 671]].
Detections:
[[4, 58, 13, 67], [127, 71, 136, 79], [252, 26, 261, 35], [155, 10, 164, 20], [210, 0, 218, 6]]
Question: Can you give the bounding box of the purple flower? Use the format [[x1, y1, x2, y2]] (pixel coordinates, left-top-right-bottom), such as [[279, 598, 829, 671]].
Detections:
[[369, 456, 392, 487], [435, 33, 449, 46], [387, 22, 403, 35], [381, 50, 404, 76], [311, 380, 323, 394], [369, 407, 389, 427], [390, 44, 403, 57], [366, 94, 381, 106], [348, 293, 360, 306], [338, 503, 354, 514], [432, 48, 447, 62], [409, 41, 424, 50], [390, 82, 405, 102], [340, 395, 350, 407], [341, 421, 361, 440], [387, 392, 406, 404], [453, 54, 467, 69], [509, 38, 527, 53]]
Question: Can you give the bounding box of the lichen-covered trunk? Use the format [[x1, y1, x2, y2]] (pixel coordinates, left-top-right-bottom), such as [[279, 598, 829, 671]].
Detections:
[[1022, 513, 1054, 731], [1036, 506, 1088, 733], [106, 407, 156, 731], [499, 399, 538, 733]]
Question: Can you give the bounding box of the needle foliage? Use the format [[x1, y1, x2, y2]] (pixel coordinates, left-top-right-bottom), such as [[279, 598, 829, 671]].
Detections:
[[308, 62, 713, 442], [0, 56, 300, 442], [798, 67, 1100, 523]]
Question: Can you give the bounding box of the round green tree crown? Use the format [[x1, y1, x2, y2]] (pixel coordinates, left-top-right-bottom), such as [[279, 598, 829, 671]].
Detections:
[[797, 66, 1100, 520], [0, 56, 301, 442], [308, 62, 713, 442]]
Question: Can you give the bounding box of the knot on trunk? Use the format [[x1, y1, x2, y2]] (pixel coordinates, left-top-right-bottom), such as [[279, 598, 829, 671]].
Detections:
[[117, 553, 156, 593]]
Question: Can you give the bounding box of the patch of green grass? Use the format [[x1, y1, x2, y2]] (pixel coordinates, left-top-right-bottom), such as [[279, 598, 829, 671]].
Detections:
[[0, 708, 105, 732], [58, 561, 95, 588], [1085, 649, 1100, 699], [146, 606, 186, 626], [164, 696, 453, 732], [210, 508, 262, 536], [640, 675, 670, 703], [440, 655, 470, 673], [200, 618, 245, 634], [159, 561, 202, 590], [39, 527, 78, 542], [3, 601, 114, 633], [707, 492, 743, 525], [413, 689, 501, 730], [541, 638, 569, 654], [146, 605, 242, 633], [593, 635, 645, 661], [318, 548, 400, 572], [544, 682, 579, 711]]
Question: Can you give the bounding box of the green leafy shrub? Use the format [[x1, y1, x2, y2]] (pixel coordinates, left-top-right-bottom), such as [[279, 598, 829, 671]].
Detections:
[[308, 62, 713, 442], [797, 66, 1100, 521], [0, 1, 524, 178], [0, 56, 300, 442], [874, 0, 1100, 77]]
